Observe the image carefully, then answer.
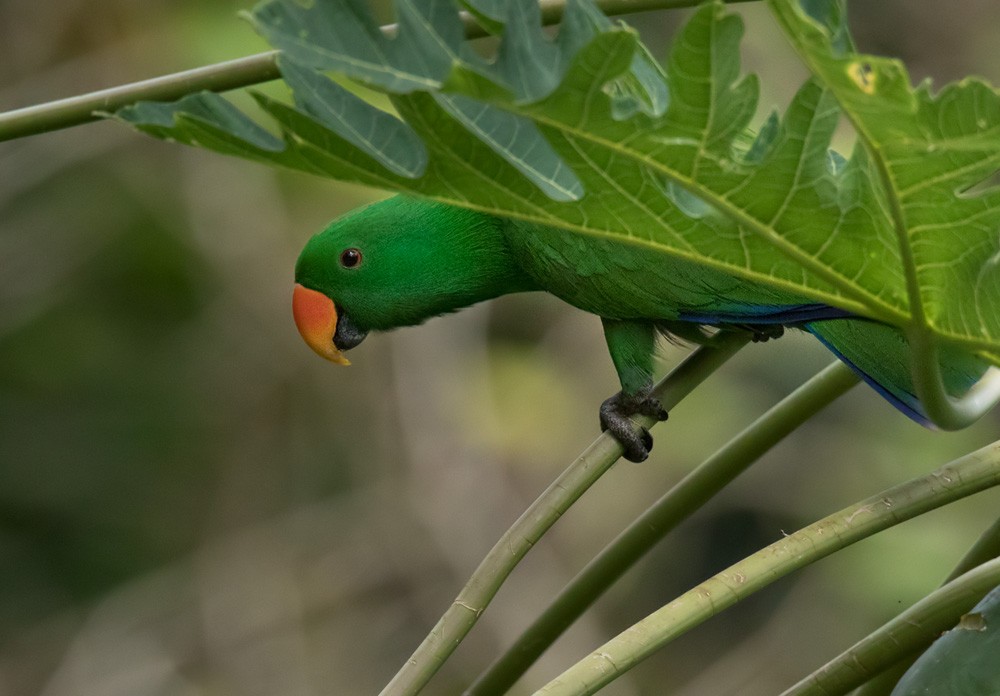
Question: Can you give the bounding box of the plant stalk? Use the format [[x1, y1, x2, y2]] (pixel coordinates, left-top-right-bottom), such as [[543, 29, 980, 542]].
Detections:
[[378, 332, 750, 696], [848, 512, 1000, 696], [466, 360, 859, 695], [780, 558, 1000, 696], [532, 441, 1000, 695]]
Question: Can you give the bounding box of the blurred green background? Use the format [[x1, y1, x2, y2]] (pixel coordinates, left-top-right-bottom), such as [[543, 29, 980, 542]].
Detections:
[[2, 1, 999, 694]]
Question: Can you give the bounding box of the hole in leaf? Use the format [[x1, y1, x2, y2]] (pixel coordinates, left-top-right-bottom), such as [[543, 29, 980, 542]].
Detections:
[[662, 179, 716, 220], [957, 168, 1000, 199], [829, 111, 859, 158]]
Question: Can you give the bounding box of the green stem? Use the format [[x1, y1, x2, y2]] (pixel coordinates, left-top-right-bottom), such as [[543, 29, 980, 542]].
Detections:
[[906, 330, 1000, 430], [849, 512, 1000, 696], [0, 53, 281, 143], [466, 361, 859, 695], [848, 664, 909, 696], [532, 440, 1000, 696], [0, 0, 750, 143], [779, 558, 1000, 696], [377, 333, 749, 696], [945, 514, 1000, 583]]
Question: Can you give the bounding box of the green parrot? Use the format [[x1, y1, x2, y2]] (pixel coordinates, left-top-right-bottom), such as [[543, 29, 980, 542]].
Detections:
[[292, 195, 987, 461]]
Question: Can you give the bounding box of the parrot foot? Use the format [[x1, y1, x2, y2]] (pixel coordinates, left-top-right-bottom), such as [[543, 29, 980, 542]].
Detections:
[[734, 324, 785, 343], [600, 391, 669, 463]]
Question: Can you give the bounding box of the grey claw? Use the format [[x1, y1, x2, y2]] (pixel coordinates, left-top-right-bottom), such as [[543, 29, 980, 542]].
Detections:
[[599, 392, 668, 463]]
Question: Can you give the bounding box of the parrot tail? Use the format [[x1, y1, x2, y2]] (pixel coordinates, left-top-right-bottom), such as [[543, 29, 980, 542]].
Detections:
[[804, 318, 989, 427]]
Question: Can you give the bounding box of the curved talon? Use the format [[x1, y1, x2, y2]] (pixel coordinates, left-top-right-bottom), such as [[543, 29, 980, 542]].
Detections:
[[599, 392, 669, 463], [734, 324, 785, 343], [635, 395, 669, 420]]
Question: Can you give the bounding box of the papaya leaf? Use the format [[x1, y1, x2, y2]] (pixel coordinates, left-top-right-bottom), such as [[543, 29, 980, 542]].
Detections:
[[891, 584, 1000, 696], [770, 0, 1000, 353], [119, 93, 284, 154], [431, 93, 585, 201], [116, 0, 1000, 363], [248, 0, 468, 92], [279, 56, 428, 178]]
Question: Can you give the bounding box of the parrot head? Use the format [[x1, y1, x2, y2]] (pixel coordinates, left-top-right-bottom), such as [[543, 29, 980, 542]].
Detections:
[[292, 196, 533, 365]]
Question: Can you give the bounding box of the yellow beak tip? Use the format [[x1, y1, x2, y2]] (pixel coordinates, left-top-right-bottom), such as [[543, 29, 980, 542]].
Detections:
[[292, 283, 351, 366]]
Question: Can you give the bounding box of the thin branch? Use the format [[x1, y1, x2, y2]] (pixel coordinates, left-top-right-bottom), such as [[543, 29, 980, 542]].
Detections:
[[848, 662, 910, 696], [0, 53, 280, 144], [906, 329, 1000, 430], [466, 360, 859, 695], [779, 558, 1000, 696], [532, 440, 1000, 696], [0, 0, 751, 143], [378, 332, 750, 696], [945, 514, 1000, 583], [849, 512, 1000, 696]]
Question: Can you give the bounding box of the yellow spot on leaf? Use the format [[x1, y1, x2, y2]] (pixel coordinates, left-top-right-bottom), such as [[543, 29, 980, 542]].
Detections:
[[848, 62, 876, 95]]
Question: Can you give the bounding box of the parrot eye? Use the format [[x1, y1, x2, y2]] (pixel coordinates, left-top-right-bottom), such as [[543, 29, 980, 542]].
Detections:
[[339, 248, 363, 269]]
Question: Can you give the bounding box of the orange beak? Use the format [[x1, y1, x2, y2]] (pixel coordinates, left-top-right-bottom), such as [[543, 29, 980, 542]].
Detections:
[[292, 283, 350, 365]]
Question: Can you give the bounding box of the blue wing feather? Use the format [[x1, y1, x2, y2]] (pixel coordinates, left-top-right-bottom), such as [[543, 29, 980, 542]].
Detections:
[[678, 303, 853, 325], [676, 306, 987, 427]]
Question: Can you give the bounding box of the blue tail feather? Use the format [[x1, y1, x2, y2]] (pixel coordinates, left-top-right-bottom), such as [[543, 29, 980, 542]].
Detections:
[[804, 321, 930, 425], [805, 319, 987, 426], [676, 304, 987, 426]]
